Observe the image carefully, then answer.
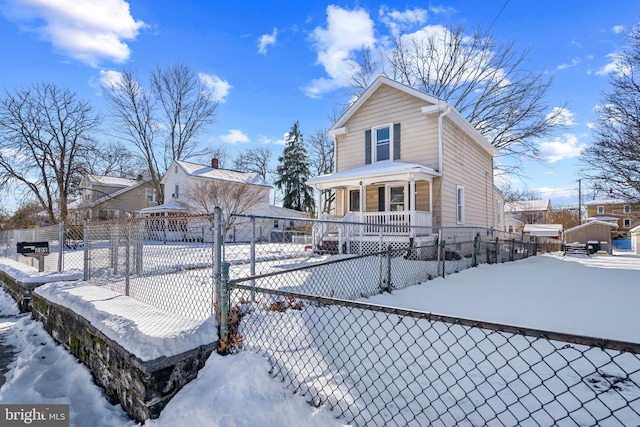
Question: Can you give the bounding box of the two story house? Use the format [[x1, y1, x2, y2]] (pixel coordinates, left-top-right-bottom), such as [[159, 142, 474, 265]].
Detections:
[[71, 174, 158, 223], [307, 76, 503, 251], [141, 159, 309, 242], [584, 198, 640, 239]]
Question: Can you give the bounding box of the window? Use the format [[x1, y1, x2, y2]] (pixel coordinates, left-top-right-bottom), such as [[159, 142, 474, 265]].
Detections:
[[497, 201, 502, 226], [375, 126, 390, 161], [624, 205, 631, 214], [145, 188, 157, 203], [389, 186, 405, 211], [508, 225, 514, 233], [349, 190, 360, 212], [174, 184, 179, 198], [365, 123, 400, 164], [175, 166, 178, 174], [597, 206, 604, 215], [456, 186, 465, 224], [624, 218, 631, 228]]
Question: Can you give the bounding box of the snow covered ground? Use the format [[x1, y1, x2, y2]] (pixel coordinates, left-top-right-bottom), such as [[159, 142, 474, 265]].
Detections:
[[0, 251, 639, 426]]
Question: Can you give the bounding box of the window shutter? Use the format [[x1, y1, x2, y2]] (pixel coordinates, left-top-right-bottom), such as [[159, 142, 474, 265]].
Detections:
[[365, 129, 372, 164], [393, 123, 401, 160]]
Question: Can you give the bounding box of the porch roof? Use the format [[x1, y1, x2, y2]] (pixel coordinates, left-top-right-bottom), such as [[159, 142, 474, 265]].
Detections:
[[307, 161, 440, 190]]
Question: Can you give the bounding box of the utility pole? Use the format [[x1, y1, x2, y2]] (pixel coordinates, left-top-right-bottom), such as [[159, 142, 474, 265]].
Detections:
[[578, 179, 582, 225]]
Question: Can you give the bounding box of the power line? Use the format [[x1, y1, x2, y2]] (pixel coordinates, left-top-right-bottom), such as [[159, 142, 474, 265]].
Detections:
[[488, 0, 510, 32]]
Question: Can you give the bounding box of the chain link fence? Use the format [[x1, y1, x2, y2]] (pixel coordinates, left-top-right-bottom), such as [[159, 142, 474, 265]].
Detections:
[[226, 281, 640, 427]]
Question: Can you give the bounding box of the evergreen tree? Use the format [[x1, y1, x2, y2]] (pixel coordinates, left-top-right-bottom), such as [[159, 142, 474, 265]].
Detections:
[[275, 121, 316, 213]]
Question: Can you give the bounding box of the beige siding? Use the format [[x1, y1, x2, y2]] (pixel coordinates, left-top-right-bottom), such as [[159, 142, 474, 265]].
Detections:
[[438, 118, 495, 228], [336, 85, 440, 172], [415, 181, 430, 211], [93, 182, 158, 215], [335, 188, 344, 215]]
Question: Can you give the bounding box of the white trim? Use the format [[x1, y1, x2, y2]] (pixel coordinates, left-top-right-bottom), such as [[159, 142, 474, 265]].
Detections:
[[329, 126, 348, 136], [456, 185, 465, 225], [372, 123, 394, 162], [597, 206, 605, 215]]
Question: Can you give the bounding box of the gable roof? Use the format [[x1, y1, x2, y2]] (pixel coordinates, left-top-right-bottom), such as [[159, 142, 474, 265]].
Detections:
[[583, 198, 629, 206], [522, 223, 563, 236], [330, 75, 499, 157], [565, 220, 619, 233], [86, 178, 152, 208], [85, 174, 138, 188], [505, 199, 551, 213], [169, 160, 271, 188]]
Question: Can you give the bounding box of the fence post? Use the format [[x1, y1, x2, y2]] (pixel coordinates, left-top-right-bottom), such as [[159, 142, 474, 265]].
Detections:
[[472, 233, 479, 267], [125, 222, 131, 296], [250, 216, 256, 303], [440, 239, 446, 278], [219, 262, 230, 352], [135, 221, 143, 274], [386, 245, 392, 292], [83, 219, 89, 281], [495, 237, 500, 263], [510, 239, 515, 261], [58, 222, 64, 272], [213, 207, 222, 321]]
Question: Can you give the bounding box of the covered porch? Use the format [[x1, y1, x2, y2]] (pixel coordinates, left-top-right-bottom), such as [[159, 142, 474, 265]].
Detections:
[[307, 162, 440, 253]]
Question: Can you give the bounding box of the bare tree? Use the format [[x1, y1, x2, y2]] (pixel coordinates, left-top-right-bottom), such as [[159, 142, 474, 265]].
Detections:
[[103, 62, 219, 204], [0, 83, 99, 223], [180, 179, 267, 239], [581, 22, 640, 202], [233, 146, 273, 180], [352, 24, 563, 158], [79, 141, 139, 177], [307, 126, 335, 214], [548, 204, 580, 230]]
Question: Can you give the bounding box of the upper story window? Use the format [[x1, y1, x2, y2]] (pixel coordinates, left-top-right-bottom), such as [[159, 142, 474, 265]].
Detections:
[[624, 218, 631, 228], [365, 123, 401, 164], [375, 126, 391, 161], [597, 206, 604, 215], [145, 188, 157, 203], [174, 184, 180, 198], [624, 205, 631, 214]]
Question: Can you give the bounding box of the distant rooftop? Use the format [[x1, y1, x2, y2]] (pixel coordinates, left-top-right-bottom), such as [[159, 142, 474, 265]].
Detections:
[[583, 198, 629, 206], [504, 199, 550, 213]]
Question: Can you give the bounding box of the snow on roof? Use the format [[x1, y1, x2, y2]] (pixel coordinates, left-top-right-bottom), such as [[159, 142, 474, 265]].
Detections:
[[586, 215, 620, 222], [175, 160, 271, 188], [565, 220, 619, 233], [583, 198, 629, 206], [522, 223, 563, 236], [307, 161, 439, 189], [87, 174, 138, 188], [139, 200, 186, 213], [505, 199, 551, 213], [34, 281, 217, 361]]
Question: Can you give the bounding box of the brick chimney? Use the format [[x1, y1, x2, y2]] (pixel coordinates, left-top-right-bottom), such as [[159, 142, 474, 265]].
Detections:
[[211, 158, 219, 169]]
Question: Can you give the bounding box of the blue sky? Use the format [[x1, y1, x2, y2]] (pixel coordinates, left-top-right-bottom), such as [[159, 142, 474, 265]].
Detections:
[[0, 0, 638, 208]]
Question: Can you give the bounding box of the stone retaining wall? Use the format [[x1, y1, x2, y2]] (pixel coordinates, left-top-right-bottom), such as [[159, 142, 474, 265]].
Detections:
[[0, 271, 37, 312], [31, 293, 216, 423]]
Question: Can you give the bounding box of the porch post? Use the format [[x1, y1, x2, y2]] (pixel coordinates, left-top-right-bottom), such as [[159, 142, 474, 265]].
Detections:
[[410, 177, 416, 237], [359, 181, 364, 222], [429, 177, 433, 228]]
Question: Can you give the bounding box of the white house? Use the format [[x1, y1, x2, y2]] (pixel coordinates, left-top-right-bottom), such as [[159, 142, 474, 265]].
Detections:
[[141, 159, 308, 242]]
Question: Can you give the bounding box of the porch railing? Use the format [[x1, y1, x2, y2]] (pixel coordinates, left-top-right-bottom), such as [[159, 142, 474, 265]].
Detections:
[[351, 210, 432, 234]]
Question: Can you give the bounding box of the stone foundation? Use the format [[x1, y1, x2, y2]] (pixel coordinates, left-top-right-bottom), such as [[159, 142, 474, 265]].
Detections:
[[31, 293, 217, 423]]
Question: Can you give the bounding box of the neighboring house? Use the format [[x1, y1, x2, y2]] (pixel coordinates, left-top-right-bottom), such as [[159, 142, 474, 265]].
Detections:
[[70, 174, 158, 223], [565, 220, 618, 255], [504, 217, 525, 234], [504, 199, 552, 225], [631, 225, 640, 255], [141, 159, 308, 242], [584, 198, 640, 238], [306, 75, 503, 251], [522, 224, 563, 239]]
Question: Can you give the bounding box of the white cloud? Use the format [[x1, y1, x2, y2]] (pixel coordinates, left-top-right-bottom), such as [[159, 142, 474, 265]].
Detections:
[[258, 28, 278, 55], [596, 53, 629, 76], [98, 69, 124, 87], [220, 129, 249, 144], [305, 5, 375, 98], [379, 6, 427, 32], [612, 25, 625, 34], [1, 0, 146, 67], [547, 107, 576, 126], [557, 57, 580, 70], [198, 73, 232, 103], [537, 134, 586, 163]]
